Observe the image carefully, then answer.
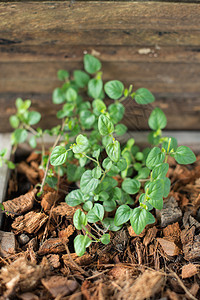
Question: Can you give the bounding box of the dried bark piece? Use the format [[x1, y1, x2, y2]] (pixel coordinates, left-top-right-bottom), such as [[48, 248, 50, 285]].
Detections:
[[37, 238, 65, 255], [26, 152, 40, 163], [128, 225, 146, 237], [181, 226, 200, 260], [17, 161, 38, 184], [182, 263, 198, 279], [46, 254, 60, 269], [166, 289, 179, 300], [41, 191, 58, 212], [0, 231, 15, 257], [19, 292, 39, 300], [52, 202, 81, 220], [189, 283, 199, 298], [3, 189, 37, 216], [157, 238, 180, 256], [109, 266, 128, 279], [18, 234, 30, 245], [163, 222, 181, 244], [58, 225, 75, 241], [0, 257, 49, 297], [156, 196, 182, 227], [122, 270, 165, 300], [41, 276, 78, 298], [12, 211, 48, 234], [143, 226, 158, 246], [63, 253, 93, 270]]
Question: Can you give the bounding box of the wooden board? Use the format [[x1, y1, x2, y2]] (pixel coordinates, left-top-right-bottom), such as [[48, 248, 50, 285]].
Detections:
[[0, 1, 200, 132]]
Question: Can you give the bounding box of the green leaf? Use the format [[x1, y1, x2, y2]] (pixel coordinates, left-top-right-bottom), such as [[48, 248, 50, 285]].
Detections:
[[122, 178, 141, 195], [130, 207, 155, 235], [148, 107, 167, 130], [66, 88, 77, 102], [146, 147, 165, 169], [134, 88, 155, 105], [162, 137, 178, 153], [0, 149, 7, 157], [92, 99, 106, 115], [115, 124, 127, 136], [80, 110, 95, 129], [50, 146, 68, 166], [92, 166, 102, 179], [29, 136, 37, 148], [117, 158, 127, 171], [102, 218, 122, 232], [103, 199, 116, 212], [88, 78, 103, 99], [6, 161, 15, 169], [52, 88, 66, 104], [73, 70, 90, 88], [174, 146, 196, 165], [83, 201, 93, 211], [73, 209, 87, 230], [136, 167, 150, 180], [98, 114, 114, 136], [108, 103, 125, 124], [57, 70, 69, 81], [74, 235, 91, 256], [12, 128, 28, 144], [86, 210, 99, 223], [104, 80, 124, 100], [152, 163, 169, 180], [80, 170, 99, 194], [163, 177, 171, 198], [100, 234, 110, 245], [16, 98, 31, 114], [146, 179, 164, 209], [84, 54, 101, 74], [92, 149, 100, 160], [114, 204, 131, 226], [27, 111, 41, 125], [45, 176, 58, 189], [66, 164, 85, 182], [102, 158, 113, 170], [9, 115, 19, 129], [93, 203, 104, 221], [72, 134, 89, 153], [106, 140, 120, 163], [65, 190, 84, 206]]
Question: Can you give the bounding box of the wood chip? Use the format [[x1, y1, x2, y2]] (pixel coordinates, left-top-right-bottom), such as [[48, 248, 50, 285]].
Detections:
[[0, 257, 49, 297], [181, 226, 200, 260], [0, 231, 15, 257], [123, 270, 164, 300], [182, 263, 198, 279], [38, 238, 66, 255], [3, 189, 37, 216], [41, 276, 78, 298], [41, 191, 58, 212], [157, 238, 180, 256], [46, 254, 60, 269], [52, 202, 81, 220], [19, 292, 39, 300], [58, 225, 75, 241], [12, 211, 48, 234], [156, 196, 182, 227], [17, 161, 38, 184], [143, 226, 158, 246], [163, 222, 181, 244], [26, 152, 40, 163], [63, 253, 93, 270], [128, 225, 146, 237]]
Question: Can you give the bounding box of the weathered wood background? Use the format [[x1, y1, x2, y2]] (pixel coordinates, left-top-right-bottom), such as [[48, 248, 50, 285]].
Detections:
[[0, 1, 200, 132]]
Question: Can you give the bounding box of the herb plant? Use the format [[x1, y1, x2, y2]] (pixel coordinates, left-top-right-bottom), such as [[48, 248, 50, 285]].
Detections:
[[4, 54, 196, 257]]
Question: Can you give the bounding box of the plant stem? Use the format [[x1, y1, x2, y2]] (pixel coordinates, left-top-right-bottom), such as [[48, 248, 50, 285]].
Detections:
[[39, 119, 65, 193], [82, 225, 99, 242]]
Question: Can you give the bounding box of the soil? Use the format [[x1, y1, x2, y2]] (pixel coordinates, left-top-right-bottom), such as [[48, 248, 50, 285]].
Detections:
[[0, 152, 200, 300]]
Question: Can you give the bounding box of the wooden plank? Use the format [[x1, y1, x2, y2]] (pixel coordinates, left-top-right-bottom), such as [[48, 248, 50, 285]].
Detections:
[[0, 93, 200, 132], [0, 2, 200, 47], [1, 61, 200, 94], [0, 134, 12, 226]]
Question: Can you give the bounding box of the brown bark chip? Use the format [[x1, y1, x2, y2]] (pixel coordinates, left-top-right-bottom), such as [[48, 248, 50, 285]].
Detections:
[[181, 226, 200, 260], [17, 161, 38, 184], [58, 225, 75, 241], [157, 238, 180, 256], [63, 253, 93, 270], [12, 211, 48, 234], [143, 226, 158, 246], [3, 189, 37, 216], [41, 276, 78, 298], [41, 191, 57, 212], [119, 270, 165, 300], [0, 231, 15, 257], [38, 238, 66, 255], [46, 254, 60, 269], [18, 292, 39, 300], [52, 202, 81, 220], [182, 264, 198, 279], [163, 222, 181, 244], [156, 196, 182, 227], [0, 257, 49, 297]]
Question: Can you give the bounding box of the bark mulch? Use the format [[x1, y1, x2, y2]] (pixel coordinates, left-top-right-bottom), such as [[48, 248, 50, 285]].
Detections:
[[0, 153, 200, 300]]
